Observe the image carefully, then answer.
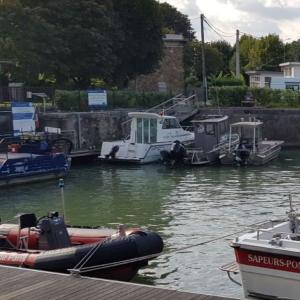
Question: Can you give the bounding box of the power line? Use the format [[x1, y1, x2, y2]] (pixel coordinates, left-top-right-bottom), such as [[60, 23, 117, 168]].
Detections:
[[204, 16, 235, 37], [204, 19, 231, 43]]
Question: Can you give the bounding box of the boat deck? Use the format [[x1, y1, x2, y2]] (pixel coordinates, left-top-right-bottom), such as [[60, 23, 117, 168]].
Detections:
[[0, 265, 238, 300]]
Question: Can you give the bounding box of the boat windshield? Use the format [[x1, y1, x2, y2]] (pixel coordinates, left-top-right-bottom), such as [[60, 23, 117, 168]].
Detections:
[[136, 118, 157, 144], [162, 118, 181, 129], [233, 126, 262, 144]]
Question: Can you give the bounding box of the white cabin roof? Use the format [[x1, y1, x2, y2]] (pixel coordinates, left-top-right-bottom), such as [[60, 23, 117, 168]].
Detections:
[[192, 115, 228, 123], [231, 121, 263, 128], [128, 112, 176, 119]]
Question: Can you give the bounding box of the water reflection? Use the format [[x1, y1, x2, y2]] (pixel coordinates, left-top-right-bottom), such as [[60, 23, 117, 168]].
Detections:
[[0, 150, 300, 297]]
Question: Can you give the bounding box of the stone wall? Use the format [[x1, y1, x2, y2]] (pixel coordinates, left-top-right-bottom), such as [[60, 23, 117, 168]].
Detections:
[[129, 34, 185, 94], [39, 111, 130, 150], [17, 107, 300, 150], [197, 107, 300, 147]]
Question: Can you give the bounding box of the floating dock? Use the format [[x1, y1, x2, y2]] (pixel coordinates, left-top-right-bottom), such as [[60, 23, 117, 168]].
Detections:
[[0, 265, 237, 300]]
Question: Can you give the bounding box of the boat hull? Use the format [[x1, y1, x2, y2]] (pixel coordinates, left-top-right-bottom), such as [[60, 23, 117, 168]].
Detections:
[[100, 141, 178, 164], [0, 230, 163, 281], [220, 143, 283, 166], [0, 153, 71, 187], [0, 170, 68, 187], [235, 247, 300, 299]]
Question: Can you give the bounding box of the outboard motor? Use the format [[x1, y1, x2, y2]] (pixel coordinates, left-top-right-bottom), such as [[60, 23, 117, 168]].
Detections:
[[38, 213, 71, 250], [105, 145, 119, 159], [161, 141, 186, 167], [234, 141, 250, 166]]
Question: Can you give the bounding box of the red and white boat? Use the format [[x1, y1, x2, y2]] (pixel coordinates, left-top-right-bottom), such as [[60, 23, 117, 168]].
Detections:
[[231, 200, 300, 299], [0, 212, 163, 281]]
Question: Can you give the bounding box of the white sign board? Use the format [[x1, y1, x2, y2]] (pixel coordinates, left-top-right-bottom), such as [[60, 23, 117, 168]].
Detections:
[[11, 102, 36, 136], [88, 89, 107, 107]]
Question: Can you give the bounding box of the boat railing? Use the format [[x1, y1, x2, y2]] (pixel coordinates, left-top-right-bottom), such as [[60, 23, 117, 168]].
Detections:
[[213, 134, 240, 152], [181, 126, 193, 132], [146, 93, 184, 113], [158, 94, 197, 115], [257, 142, 282, 157]]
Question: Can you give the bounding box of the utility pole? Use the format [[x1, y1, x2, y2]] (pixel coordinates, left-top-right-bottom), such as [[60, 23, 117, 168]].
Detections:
[[236, 29, 240, 78], [200, 14, 207, 106]]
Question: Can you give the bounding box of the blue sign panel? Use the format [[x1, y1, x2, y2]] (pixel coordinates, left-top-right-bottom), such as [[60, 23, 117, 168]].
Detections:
[[88, 89, 107, 108]]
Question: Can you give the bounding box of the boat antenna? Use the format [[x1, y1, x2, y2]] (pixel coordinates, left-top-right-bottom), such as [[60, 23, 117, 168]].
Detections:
[[59, 178, 67, 221]]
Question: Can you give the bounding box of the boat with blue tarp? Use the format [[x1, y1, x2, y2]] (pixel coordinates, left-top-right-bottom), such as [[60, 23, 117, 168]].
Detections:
[[0, 135, 71, 187]]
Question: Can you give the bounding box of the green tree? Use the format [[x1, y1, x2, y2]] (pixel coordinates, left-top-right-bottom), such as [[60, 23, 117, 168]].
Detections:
[[210, 41, 233, 73], [189, 41, 224, 82], [159, 2, 195, 40], [285, 40, 300, 62], [111, 0, 163, 87], [259, 34, 284, 70]]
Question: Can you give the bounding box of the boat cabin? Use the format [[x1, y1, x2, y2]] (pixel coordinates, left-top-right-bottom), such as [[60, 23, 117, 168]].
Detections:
[[229, 121, 263, 153], [127, 112, 191, 144], [192, 115, 228, 152]]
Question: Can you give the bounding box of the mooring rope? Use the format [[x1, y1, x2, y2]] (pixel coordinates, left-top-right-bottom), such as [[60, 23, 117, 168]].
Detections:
[[166, 218, 286, 254]]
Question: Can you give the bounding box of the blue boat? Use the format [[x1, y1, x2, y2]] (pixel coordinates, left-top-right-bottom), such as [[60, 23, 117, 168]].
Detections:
[[0, 137, 71, 187]]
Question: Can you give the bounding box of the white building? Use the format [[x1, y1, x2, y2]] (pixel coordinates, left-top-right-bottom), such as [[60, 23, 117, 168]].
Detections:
[[246, 70, 283, 88], [246, 62, 300, 91]]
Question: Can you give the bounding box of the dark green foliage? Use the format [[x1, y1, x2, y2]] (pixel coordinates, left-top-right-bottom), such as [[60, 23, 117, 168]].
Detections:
[[210, 41, 233, 73], [55, 90, 172, 111], [0, 0, 164, 89], [239, 34, 284, 72], [210, 86, 300, 108], [210, 86, 247, 106], [111, 0, 163, 87], [159, 2, 195, 39], [285, 40, 300, 62], [210, 75, 245, 87]]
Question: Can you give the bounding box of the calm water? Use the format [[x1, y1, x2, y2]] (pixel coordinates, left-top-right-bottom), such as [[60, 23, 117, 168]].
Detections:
[[1, 150, 300, 298]]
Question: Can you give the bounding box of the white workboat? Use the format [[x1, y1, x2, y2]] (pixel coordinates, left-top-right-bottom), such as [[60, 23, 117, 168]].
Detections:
[[231, 198, 300, 299], [219, 119, 284, 166], [100, 112, 194, 164]]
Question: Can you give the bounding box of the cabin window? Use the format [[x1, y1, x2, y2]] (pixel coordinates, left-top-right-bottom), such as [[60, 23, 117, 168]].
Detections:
[[137, 118, 143, 143], [219, 122, 227, 134], [143, 119, 149, 143], [205, 124, 215, 135], [137, 118, 157, 144], [150, 119, 157, 143], [162, 118, 181, 129]]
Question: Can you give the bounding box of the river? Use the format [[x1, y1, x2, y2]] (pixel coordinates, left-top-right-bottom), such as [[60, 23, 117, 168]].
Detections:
[[1, 150, 300, 298]]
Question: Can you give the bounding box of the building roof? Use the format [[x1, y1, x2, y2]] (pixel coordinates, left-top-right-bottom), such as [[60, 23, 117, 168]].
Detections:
[[245, 70, 283, 75], [279, 62, 300, 67]]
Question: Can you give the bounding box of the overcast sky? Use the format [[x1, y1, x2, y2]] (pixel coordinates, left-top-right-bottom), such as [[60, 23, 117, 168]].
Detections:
[[160, 0, 300, 44]]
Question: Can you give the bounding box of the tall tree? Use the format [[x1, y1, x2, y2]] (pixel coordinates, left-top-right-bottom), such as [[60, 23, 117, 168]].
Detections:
[[111, 0, 163, 87], [210, 41, 233, 73], [187, 41, 223, 82], [159, 2, 195, 40], [259, 34, 284, 70]]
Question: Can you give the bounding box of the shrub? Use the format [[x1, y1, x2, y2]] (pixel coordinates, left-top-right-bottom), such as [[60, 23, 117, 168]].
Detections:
[[209, 86, 300, 108], [55, 90, 172, 111]]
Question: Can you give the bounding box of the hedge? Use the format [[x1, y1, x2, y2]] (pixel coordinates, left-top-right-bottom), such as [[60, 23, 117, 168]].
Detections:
[[210, 86, 300, 108], [54, 90, 173, 111]]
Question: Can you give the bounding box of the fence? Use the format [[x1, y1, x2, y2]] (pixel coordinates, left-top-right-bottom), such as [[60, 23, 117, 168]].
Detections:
[[0, 86, 55, 106]]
